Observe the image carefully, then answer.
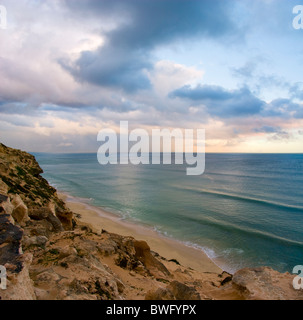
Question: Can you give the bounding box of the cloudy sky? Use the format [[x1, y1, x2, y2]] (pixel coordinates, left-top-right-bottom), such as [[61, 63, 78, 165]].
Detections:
[[0, 0, 303, 153]]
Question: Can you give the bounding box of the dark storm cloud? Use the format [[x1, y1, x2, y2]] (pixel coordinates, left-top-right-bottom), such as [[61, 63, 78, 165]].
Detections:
[[60, 48, 152, 92], [170, 85, 265, 118], [62, 0, 240, 92]]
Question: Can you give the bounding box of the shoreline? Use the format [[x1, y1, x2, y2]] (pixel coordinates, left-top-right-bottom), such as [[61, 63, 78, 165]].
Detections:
[[58, 192, 223, 274]]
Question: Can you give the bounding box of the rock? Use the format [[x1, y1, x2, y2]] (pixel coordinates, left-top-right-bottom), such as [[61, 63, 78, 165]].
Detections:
[[27, 219, 54, 238], [0, 195, 14, 216], [97, 240, 117, 256], [35, 235, 48, 246], [145, 281, 201, 300], [116, 279, 125, 293], [0, 193, 8, 203], [134, 261, 146, 273], [58, 246, 77, 259], [0, 213, 23, 273], [145, 287, 175, 300], [34, 287, 50, 300], [55, 208, 73, 231], [36, 270, 60, 283], [0, 195, 15, 225], [0, 253, 36, 300], [232, 267, 303, 300], [23, 235, 48, 248], [134, 240, 170, 277], [0, 143, 73, 231], [69, 278, 89, 295], [167, 281, 201, 300], [29, 207, 64, 232], [0, 180, 8, 194], [11, 194, 29, 226], [219, 271, 233, 286]]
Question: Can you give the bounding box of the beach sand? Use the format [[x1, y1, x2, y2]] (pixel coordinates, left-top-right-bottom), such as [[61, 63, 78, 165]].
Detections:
[[59, 193, 222, 274]]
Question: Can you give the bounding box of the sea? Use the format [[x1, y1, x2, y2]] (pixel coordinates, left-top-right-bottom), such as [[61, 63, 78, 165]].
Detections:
[[32, 152, 303, 274]]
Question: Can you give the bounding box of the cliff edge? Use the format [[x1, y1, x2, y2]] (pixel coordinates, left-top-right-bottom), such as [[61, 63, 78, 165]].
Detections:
[[0, 143, 302, 300]]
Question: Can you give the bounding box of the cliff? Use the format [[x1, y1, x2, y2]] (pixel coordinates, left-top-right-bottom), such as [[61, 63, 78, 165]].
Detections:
[[0, 143, 302, 300]]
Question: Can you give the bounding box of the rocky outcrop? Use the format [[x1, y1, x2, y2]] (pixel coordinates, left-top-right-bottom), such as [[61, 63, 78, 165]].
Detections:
[[0, 143, 73, 230], [0, 196, 35, 300], [145, 281, 201, 300], [29, 227, 125, 300], [0, 211, 23, 273], [0, 143, 74, 299], [0, 253, 36, 300], [232, 267, 303, 300], [11, 194, 29, 226], [134, 240, 170, 277], [28, 207, 64, 232]]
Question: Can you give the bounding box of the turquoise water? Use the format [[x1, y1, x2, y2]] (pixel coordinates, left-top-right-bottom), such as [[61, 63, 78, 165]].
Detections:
[[33, 153, 303, 273]]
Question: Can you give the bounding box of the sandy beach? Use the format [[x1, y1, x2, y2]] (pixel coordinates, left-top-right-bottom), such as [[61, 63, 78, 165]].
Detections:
[[58, 192, 222, 274]]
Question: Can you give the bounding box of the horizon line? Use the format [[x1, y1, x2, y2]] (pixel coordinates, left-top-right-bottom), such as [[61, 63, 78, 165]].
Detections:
[[30, 151, 303, 155]]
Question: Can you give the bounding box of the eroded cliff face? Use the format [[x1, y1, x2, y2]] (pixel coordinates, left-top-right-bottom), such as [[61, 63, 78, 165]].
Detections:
[[0, 143, 73, 230], [0, 143, 73, 299], [0, 143, 302, 300]]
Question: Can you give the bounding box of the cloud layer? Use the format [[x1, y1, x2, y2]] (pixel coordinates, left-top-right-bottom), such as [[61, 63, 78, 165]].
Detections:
[[0, 0, 302, 153]]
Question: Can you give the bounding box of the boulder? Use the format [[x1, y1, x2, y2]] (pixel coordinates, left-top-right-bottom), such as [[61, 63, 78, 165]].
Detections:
[[29, 207, 64, 232], [58, 246, 78, 259], [11, 194, 29, 226], [134, 240, 170, 277], [97, 240, 117, 256], [23, 235, 48, 248], [167, 281, 201, 300], [145, 281, 201, 300], [55, 208, 73, 231]]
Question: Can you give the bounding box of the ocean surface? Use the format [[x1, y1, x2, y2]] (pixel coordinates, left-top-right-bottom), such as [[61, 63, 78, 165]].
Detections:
[[33, 152, 303, 273]]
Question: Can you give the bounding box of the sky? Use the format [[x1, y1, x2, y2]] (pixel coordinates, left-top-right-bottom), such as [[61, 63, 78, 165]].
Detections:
[[0, 0, 303, 153]]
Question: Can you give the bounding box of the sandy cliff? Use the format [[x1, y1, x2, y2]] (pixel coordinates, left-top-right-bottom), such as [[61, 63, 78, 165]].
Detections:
[[0, 143, 302, 300]]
